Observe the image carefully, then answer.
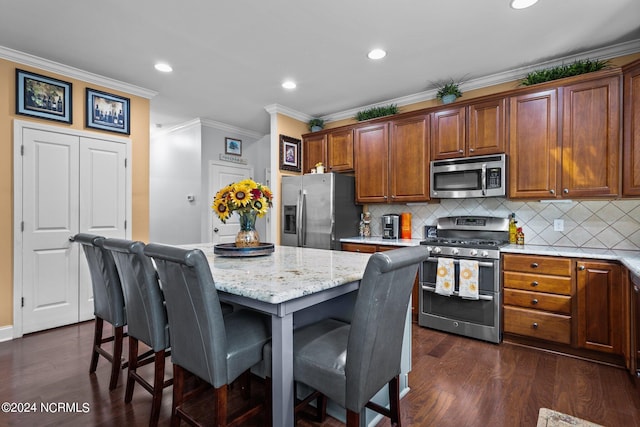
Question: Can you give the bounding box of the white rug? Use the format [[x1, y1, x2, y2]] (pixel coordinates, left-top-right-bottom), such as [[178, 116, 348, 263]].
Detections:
[[537, 408, 604, 427]]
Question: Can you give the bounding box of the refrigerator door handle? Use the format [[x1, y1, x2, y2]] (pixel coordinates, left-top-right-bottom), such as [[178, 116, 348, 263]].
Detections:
[[300, 190, 307, 246], [296, 190, 304, 246]]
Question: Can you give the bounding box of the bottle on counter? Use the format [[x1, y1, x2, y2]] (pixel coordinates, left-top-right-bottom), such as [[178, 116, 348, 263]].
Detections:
[[359, 213, 365, 237], [509, 213, 517, 244], [516, 227, 525, 245], [401, 212, 412, 239], [363, 212, 371, 237]]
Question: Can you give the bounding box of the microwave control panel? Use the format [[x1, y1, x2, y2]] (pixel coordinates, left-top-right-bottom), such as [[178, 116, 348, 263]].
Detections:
[[486, 168, 502, 189]]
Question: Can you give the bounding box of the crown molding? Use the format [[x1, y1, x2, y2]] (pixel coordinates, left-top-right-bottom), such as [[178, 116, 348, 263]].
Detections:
[[264, 104, 311, 123], [0, 45, 157, 99], [152, 117, 264, 139], [323, 39, 640, 123]]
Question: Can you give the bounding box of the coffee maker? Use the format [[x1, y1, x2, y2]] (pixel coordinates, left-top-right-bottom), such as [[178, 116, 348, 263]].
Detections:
[[382, 214, 400, 239]]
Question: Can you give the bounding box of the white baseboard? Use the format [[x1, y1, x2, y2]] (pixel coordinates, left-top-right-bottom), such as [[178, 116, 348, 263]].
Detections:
[[0, 325, 14, 342]]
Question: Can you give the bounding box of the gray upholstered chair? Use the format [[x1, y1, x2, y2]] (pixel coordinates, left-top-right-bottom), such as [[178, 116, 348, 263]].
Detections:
[[102, 238, 172, 426], [292, 245, 429, 427], [143, 243, 271, 427], [73, 233, 127, 391]]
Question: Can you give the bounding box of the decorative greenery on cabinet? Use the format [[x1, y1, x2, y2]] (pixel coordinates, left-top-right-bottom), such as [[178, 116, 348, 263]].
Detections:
[[520, 58, 611, 86], [355, 104, 398, 121]]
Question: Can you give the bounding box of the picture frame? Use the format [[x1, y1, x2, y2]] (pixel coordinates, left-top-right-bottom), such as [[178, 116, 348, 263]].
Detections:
[[16, 69, 72, 123], [86, 88, 130, 134], [279, 134, 301, 172], [225, 137, 242, 156]]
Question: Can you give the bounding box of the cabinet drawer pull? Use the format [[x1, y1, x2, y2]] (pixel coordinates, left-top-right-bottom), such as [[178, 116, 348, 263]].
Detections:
[[531, 281, 539, 287], [532, 299, 538, 305], [578, 265, 585, 271], [531, 262, 539, 268], [563, 188, 569, 194], [549, 189, 555, 195], [532, 322, 539, 329]]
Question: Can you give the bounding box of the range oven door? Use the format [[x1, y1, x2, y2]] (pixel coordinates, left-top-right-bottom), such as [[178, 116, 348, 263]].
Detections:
[[419, 256, 502, 343]]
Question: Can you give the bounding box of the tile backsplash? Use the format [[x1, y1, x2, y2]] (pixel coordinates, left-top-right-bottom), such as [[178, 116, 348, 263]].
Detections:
[[368, 199, 640, 251]]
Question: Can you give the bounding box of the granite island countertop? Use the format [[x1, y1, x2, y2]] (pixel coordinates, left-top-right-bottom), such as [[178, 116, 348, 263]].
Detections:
[[179, 244, 372, 304]]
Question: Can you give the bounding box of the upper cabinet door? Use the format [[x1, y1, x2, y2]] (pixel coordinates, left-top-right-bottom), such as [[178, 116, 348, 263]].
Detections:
[[354, 123, 389, 203], [508, 89, 559, 199], [623, 60, 640, 197], [390, 115, 430, 202], [431, 106, 466, 160], [327, 128, 354, 172], [468, 98, 506, 156], [303, 133, 327, 175], [561, 75, 620, 198]]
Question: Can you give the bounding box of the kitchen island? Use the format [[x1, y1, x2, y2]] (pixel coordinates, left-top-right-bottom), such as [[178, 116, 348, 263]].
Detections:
[[180, 244, 413, 427]]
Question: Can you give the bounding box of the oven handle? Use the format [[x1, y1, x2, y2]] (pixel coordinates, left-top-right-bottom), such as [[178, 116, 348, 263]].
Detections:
[[426, 257, 495, 268], [421, 285, 494, 301]]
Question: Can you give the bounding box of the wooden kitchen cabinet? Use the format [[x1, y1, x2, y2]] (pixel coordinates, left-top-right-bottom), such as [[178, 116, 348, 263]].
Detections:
[[503, 254, 573, 344], [342, 242, 420, 319], [354, 115, 430, 203], [303, 133, 327, 174], [576, 260, 623, 354], [623, 59, 640, 196], [509, 72, 621, 199], [431, 98, 505, 160], [302, 128, 354, 174]]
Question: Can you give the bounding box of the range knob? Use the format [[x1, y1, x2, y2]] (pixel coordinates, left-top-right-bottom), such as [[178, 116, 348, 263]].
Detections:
[[432, 247, 442, 254], [469, 249, 478, 256], [451, 248, 460, 255], [481, 250, 490, 258]]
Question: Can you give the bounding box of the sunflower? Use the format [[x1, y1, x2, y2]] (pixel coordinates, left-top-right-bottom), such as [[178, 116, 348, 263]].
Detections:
[[230, 184, 252, 207], [252, 197, 269, 216], [212, 197, 231, 222], [211, 178, 273, 223]]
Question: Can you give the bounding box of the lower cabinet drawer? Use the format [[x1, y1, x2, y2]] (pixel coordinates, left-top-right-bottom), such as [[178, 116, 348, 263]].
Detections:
[[341, 243, 377, 253], [503, 288, 571, 314], [503, 271, 571, 295], [504, 306, 571, 344]]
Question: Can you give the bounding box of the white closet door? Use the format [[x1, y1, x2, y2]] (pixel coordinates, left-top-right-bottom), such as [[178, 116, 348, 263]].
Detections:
[[78, 137, 127, 321], [22, 129, 80, 333]]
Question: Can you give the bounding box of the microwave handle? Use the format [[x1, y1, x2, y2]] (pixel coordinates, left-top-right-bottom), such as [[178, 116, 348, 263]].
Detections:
[[481, 164, 487, 196]]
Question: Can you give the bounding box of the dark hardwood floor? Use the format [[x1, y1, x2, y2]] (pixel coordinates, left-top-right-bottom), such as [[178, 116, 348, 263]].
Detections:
[[1, 320, 639, 426]]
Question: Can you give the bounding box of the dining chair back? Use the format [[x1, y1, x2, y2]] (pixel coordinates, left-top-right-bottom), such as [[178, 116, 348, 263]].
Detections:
[[73, 233, 127, 391], [102, 238, 172, 426], [293, 245, 429, 427], [143, 243, 271, 426]]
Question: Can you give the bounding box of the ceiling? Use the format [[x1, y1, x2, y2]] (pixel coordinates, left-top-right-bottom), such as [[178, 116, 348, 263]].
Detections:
[[1, 0, 640, 136]]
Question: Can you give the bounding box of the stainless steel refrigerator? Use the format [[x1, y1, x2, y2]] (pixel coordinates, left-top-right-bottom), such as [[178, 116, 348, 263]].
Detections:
[[281, 173, 362, 250]]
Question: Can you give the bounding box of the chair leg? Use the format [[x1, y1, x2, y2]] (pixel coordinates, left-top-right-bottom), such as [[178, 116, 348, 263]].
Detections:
[[125, 337, 138, 403], [109, 325, 125, 390], [213, 384, 229, 427], [149, 350, 166, 427], [90, 317, 104, 373], [346, 409, 360, 427], [389, 376, 401, 427], [171, 365, 185, 427]]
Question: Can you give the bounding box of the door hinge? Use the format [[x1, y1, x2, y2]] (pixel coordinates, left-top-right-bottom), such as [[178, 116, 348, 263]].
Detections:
[[21, 145, 24, 156], [21, 221, 24, 232], [124, 220, 127, 230], [21, 297, 24, 308], [124, 158, 127, 168]]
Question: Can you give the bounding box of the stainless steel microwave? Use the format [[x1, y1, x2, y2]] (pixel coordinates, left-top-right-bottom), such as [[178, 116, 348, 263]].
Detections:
[[430, 154, 507, 198]]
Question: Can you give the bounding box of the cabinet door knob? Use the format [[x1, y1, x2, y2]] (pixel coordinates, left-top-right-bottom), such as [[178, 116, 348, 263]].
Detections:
[[563, 188, 569, 194], [469, 148, 475, 152], [578, 265, 585, 271], [531, 281, 539, 287], [549, 189, 555, 195], [532, 322, 539, 329], [532, 298, 539, 305], [459, 150, 464, 153], [531, 262, 539, 268]]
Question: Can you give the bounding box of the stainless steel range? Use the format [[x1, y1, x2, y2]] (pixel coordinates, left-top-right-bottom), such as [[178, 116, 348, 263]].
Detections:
[[418, 216, 509, 343]]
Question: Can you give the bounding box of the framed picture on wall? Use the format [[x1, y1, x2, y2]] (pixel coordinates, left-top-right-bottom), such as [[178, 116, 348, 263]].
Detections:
[[16, 69, 72, 123], [225, 137, 242, 156], [86, 88, 130, 134], [279, 134, 301, 172]]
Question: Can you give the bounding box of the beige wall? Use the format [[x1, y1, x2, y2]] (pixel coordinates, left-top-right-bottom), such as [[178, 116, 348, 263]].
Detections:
[[0, 58, 150, 327]]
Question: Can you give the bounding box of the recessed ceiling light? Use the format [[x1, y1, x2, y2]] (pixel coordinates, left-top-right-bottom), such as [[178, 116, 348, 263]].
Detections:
[[154, 63, 173, 72], [367, 49, 387, 60], [282, 80, 297, 89], [510, 0, 538, 9]]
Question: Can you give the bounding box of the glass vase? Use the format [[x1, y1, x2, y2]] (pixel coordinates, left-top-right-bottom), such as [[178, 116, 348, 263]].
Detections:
[[235, 210, 260, 247]]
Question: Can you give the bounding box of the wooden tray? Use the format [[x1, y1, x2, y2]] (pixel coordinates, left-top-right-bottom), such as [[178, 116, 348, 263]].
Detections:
[[213, 243, 274, 257]]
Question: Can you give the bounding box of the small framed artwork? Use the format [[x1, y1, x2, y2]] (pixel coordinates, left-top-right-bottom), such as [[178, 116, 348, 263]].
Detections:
[[279, 134, 301, 172], [225, 137, 242, 156], [16, 69, 72, 123], [86, 88, 130, 134]]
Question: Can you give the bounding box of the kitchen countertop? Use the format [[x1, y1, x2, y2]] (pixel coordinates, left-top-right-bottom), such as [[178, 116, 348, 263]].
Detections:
[[340, 237, 640, 278], [340, 236, 422, 247]]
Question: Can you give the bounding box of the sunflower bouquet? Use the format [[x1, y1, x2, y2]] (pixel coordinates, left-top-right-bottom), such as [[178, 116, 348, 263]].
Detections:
[[212, 178, 273, 223]]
